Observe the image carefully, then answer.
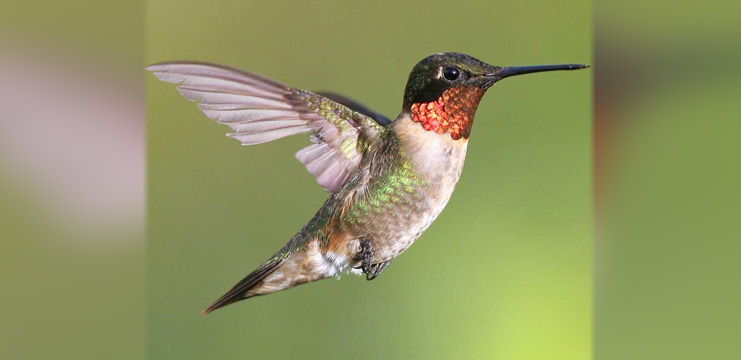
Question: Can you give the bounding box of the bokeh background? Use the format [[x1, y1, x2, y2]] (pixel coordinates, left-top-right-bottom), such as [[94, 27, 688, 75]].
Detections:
[[147, 1, 591, 359], [0, 1, 144, 359], [593, 1, 741, 359]]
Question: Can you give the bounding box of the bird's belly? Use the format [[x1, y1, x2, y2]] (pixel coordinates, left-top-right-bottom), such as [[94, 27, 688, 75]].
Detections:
[[369, 171, 461, 262], [325, 173, 459, 277], [359, 142, 467, 263], [371, 187, 452, 262]]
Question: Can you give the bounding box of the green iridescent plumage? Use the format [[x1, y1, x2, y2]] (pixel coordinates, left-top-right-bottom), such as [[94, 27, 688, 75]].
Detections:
[[293, 88, 385, 162], [342, 155, 424, 226]]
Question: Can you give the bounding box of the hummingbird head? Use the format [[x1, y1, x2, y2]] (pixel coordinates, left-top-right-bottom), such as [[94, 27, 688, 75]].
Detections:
[[402, 52, 588, 140]]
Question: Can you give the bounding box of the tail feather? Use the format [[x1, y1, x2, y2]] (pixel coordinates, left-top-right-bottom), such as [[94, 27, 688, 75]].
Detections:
[[202, 253, 287, 315], [203, 237, 336, 314]]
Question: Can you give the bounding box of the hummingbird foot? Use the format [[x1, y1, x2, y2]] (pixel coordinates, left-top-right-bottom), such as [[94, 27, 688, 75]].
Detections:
[[352, 239, 374, 272], [365, 260, 392, 280], [352, 240, 391, 280]]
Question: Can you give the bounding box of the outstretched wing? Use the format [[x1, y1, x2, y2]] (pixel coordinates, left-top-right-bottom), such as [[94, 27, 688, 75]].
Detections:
[[317, 92, 393, 126], [146, 62, 387, 193]]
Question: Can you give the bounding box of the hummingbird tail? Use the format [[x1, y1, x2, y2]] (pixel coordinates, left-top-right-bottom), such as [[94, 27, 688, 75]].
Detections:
[[202, 239, 332, 314], [201, 252, 287, 315]]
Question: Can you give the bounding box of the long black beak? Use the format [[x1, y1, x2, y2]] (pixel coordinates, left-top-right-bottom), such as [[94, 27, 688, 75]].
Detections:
[[482, 63, 589, 88], [496, 64, 589, 79]]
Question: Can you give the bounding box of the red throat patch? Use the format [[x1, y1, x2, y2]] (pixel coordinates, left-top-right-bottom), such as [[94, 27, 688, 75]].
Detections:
[[410, 86, 485, 140]]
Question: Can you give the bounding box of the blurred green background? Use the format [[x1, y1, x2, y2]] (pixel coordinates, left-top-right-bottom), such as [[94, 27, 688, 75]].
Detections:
[[147, 1, 591, 359]]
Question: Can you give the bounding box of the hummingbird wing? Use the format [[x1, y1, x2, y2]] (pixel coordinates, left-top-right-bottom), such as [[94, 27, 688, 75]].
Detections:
[[147, 62, 387, 193], [316, 92, 392, 126]]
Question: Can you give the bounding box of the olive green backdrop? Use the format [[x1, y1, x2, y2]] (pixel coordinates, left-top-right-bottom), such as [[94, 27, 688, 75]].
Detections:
[[147, 1, 592, 359]]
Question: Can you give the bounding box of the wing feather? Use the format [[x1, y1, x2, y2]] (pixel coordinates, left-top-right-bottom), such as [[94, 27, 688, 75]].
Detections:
[[147, 61, 386, 192], [295, 143, 329, 164], [226, 126, 312, 145], [226, 119, 308, 134]]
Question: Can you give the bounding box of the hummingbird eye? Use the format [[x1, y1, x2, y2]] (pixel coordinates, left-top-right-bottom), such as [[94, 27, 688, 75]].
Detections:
[[442, 67, 461, 82]]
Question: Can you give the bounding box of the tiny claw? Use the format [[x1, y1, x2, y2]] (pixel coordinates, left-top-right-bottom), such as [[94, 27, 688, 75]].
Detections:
[[365, 260, 392, 281], [352, 240, 392, 279], [366, 270, 379, 281], [354, 239, 374, 274]]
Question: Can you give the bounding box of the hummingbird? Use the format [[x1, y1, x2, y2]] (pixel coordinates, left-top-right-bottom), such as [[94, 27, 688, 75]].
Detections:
[[147, 52, 588, 314]]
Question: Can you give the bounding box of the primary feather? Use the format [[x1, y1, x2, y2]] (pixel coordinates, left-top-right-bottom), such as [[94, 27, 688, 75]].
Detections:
[[146, 61, 386, 193]]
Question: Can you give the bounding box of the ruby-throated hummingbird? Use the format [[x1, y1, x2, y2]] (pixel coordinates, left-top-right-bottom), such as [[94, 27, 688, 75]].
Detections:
[[147, 52, 588, 314]]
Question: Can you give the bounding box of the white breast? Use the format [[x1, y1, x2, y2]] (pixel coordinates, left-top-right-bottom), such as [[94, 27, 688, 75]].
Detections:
[[382, 115, 469, 255], [395, 114, 468, 186]]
